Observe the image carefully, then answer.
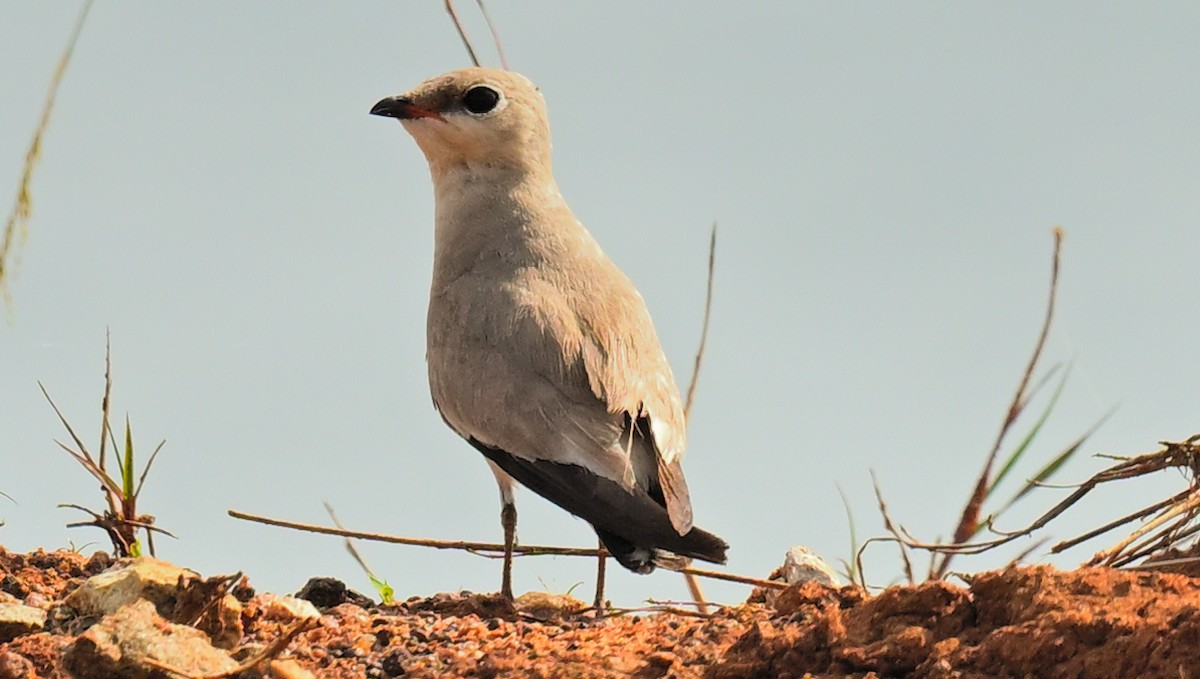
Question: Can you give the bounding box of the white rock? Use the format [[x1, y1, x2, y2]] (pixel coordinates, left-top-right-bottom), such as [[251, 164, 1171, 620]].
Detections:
[[778, 546, 841, 587], [258, 593, 320, 622]]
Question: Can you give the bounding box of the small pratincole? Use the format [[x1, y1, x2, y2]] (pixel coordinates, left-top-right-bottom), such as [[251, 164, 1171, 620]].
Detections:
[[371, 67, 728, 601]]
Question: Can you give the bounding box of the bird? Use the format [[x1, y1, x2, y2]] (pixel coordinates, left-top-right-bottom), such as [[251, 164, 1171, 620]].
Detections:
[[370, 67, 728, 602]]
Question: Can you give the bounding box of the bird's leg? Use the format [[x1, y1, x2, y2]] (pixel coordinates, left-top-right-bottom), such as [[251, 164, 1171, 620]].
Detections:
[[500, 501, 517, 600], [489, 465, 518, 601], [592, 537, 607, 614]]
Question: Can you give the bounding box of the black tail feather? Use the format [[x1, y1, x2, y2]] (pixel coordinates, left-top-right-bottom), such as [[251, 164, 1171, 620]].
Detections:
[[470, 438, 728, 574], [596, 525, 727, 574]]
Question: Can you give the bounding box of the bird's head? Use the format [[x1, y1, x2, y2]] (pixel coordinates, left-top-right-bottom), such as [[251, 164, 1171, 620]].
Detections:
[[371, 68, 553, 178]]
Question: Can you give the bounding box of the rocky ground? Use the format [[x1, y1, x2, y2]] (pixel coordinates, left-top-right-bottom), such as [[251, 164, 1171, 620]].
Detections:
[[1, 547, 1198, 678]]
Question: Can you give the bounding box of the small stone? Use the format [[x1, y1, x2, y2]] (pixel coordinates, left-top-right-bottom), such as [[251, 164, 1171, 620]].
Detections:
[[259, 593, 321, 622], [20, 593, 47, 610], [64, 599, 237, 679], [779, 546, 840, 587], [295, 577, 373, 608], [266, 658, 317, 679], [64, 557, 199, 617], [381, 649, 409, 676], [0, 603, 46, 643], [514, 592, 586, 621], [640, 650, 680, 677], [0, 649, 36, 679]]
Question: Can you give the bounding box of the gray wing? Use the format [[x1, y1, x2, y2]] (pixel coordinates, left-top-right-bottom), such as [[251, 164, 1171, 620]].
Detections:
[[426, 250, 694, 536]]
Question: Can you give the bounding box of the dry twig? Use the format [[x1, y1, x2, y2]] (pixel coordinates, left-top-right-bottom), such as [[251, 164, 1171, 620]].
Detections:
[[229, 510, 602, 558], [680, 564, 785, 590], [601, 603, 722, 619], [228, 509, 785, 590], [869, 471, 913, 585], [679, 223, 719, 614], [683, 224, 717, 419]]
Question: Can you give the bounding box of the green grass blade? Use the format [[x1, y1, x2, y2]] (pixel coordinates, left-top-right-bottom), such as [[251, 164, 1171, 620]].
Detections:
[[324, 501, 395, 604], [988, 365, 1070, 500], [999, 407, 1115, 514], [122, 416, 135, 501], [369, 575, 395, 605]]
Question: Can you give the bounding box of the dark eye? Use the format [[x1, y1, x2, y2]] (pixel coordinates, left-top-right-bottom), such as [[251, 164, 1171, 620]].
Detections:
[[463, 86, 500, 114]]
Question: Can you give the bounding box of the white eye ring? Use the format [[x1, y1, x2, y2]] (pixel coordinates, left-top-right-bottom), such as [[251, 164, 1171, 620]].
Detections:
[[462, 85, 507, 116]]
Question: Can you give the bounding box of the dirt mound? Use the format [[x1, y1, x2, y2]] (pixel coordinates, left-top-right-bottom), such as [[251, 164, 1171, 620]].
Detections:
[[0, 549, 111, 604], [0, 547, 1197, 678], [720, 566, 1200, 678]]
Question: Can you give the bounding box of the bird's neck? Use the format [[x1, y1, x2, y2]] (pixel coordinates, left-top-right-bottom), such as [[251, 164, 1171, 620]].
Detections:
[[429, 164, 577, 284]]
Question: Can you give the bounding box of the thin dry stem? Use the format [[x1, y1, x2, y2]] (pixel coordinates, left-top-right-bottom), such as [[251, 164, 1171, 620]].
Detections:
[[178, 571, 244, 628], [2, 0, 93, 307], [40, 385, 99, 472], [325, 503, 368, 570], [681, 226, 715, 614], [855, 535, 911, 591], [325, 501, 389, 599], [134, 439, 167, 499], [1132, 554, 1200, 571], [50, 439, 121, 498], [937, 227, 1063, 577], [445, 0, 481, 67], [679, 564, 786, 591], [1050, 490, 1189, 553], [474, 0, 508, 70], [230, 509, 602, 557], [871, 471, 914, 584], [98, 330, 113, 485], [228, 509, 785, 590], [679, 224, 718, 612], [1087, 491, 1200, 567], [602, 603, 720, 619], [683, 571, 709, 615], [1110, 516, 1196, 568], [683, 224, 717, 420]]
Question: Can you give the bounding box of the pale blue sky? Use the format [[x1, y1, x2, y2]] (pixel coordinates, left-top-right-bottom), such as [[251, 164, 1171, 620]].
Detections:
[[3, 3, 1198, 605]]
